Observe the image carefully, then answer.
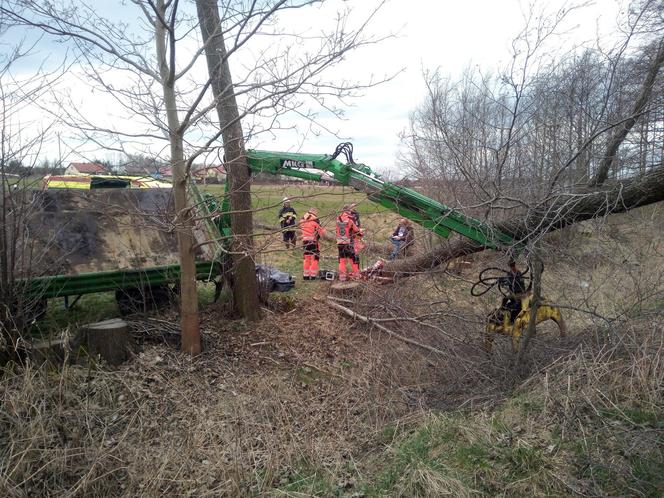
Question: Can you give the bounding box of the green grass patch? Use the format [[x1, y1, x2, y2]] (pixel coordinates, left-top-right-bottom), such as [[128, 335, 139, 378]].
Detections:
[[295, 366, 325, 386], [453, 443, 491, 471], [33, 281, 221, 337], [202, 183, 385, 227], [269, 463, 338, 497], [630, 452, 664, 496], [34, 292, 119, 337], [599, 406, 661, 427], [363, 411, 560, 496], [506, 445, 544, 480], [365, 418, 467, 496]]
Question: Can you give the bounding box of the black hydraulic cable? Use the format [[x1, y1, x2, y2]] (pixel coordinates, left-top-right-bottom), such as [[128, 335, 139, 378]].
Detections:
[[470, 264, 534, 297], [329, 142, 356, 164]]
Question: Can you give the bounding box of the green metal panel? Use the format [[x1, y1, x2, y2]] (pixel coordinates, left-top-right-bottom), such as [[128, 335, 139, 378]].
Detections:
[[23, 262, 221, 300], [246, 149, 350, 183], [189, 182, 231, 256]]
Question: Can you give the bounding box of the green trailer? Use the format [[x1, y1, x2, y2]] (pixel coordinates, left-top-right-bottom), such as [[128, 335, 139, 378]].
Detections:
[[18, 185, 224, 315], [19, 144, 517, 317]]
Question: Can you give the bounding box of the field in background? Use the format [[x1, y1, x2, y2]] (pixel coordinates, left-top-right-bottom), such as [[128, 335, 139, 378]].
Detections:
[[206, 182, 404, 279]]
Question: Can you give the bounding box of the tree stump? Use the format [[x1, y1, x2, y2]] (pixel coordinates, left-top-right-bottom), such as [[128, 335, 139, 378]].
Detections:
[[329, 281, 361, 297], [83, 318, 130, 366]]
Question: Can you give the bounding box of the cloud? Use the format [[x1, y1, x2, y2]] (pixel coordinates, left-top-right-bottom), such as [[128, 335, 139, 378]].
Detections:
[[4, 0, 626, 173]]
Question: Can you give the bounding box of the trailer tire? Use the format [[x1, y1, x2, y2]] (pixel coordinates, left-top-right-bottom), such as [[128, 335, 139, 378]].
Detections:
[[148, 284, 170, 308], [116, 288, 142, 315], [115, 284, 171, 315]]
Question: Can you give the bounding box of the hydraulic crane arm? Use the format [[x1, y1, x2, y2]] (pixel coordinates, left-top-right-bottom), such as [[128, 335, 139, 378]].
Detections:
[[244, 145, 516, 250]]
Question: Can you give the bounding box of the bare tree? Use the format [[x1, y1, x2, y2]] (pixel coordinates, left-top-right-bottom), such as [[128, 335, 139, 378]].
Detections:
[[150, 0, 202, 354], [0, 32, 66, 356], [389, 0, 664, 361], [1, 0, 389, 346], [396, 0, 664, 265]]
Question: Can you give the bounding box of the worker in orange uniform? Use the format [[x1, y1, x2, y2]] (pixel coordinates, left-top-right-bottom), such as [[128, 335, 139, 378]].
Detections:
[[336, 205, 361, 281], [348, 202, 363, 270], [300, 207, 325, 280]]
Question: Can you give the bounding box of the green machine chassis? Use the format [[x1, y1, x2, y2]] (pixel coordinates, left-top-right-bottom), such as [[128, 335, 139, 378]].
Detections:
[[22, 144, 516, 305]]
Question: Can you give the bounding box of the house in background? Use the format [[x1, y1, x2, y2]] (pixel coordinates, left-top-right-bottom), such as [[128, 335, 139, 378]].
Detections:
[[65, 162, 107, 175], [212, 165, 226, 183], [192, 164, 226, 184]]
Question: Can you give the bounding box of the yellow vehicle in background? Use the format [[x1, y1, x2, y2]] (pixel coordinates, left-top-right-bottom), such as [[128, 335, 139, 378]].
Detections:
[[42, 174, 171, 190]]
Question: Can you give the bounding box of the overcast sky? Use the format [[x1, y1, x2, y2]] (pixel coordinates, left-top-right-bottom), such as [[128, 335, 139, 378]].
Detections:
[[275, 0, 627, 174], [6, 0, 628, 174]]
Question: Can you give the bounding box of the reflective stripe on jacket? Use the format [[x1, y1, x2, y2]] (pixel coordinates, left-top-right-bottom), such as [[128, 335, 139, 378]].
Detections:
[[300, 213, 325, 241], [335, 212, 359, 245], [278, 207, 297, 228]]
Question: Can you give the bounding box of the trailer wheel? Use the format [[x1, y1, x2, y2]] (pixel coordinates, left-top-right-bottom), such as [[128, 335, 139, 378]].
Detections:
[[115, 284, 171, 315], [116, 288, 143, 315], [149, 284, 171, 308]]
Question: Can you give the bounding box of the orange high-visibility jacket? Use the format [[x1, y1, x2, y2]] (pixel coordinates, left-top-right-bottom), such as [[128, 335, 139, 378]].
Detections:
[[300, 212, 325, 241], [335, 211, 359, 245]]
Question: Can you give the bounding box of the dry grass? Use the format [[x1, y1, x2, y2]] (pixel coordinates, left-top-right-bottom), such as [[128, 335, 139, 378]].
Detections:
[[0, 302, 414, 496], [2, 203, 663, 496], [356, 314, 664, 497]]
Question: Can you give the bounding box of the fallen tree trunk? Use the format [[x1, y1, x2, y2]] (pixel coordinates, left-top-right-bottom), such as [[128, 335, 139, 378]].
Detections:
[[384, 165, 664, 276]]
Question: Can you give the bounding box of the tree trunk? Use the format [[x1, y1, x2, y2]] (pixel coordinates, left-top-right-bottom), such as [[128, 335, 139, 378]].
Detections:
[[155, 0, 201, 354], [516, 249, 542, 364], [385, 165, 664, 276], [196, 0, 261, 321], [83, 318, 130, 366]]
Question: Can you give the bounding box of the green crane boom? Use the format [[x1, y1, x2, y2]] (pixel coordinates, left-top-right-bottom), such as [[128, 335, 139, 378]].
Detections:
[[244, 146, 516, 250], [21, 144, 516, 307]]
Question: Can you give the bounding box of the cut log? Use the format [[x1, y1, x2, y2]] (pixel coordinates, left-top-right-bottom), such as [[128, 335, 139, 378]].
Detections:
[[329, 281, 361, 297], [83, 318, 130, 366], [326, 298, 445, 358]]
